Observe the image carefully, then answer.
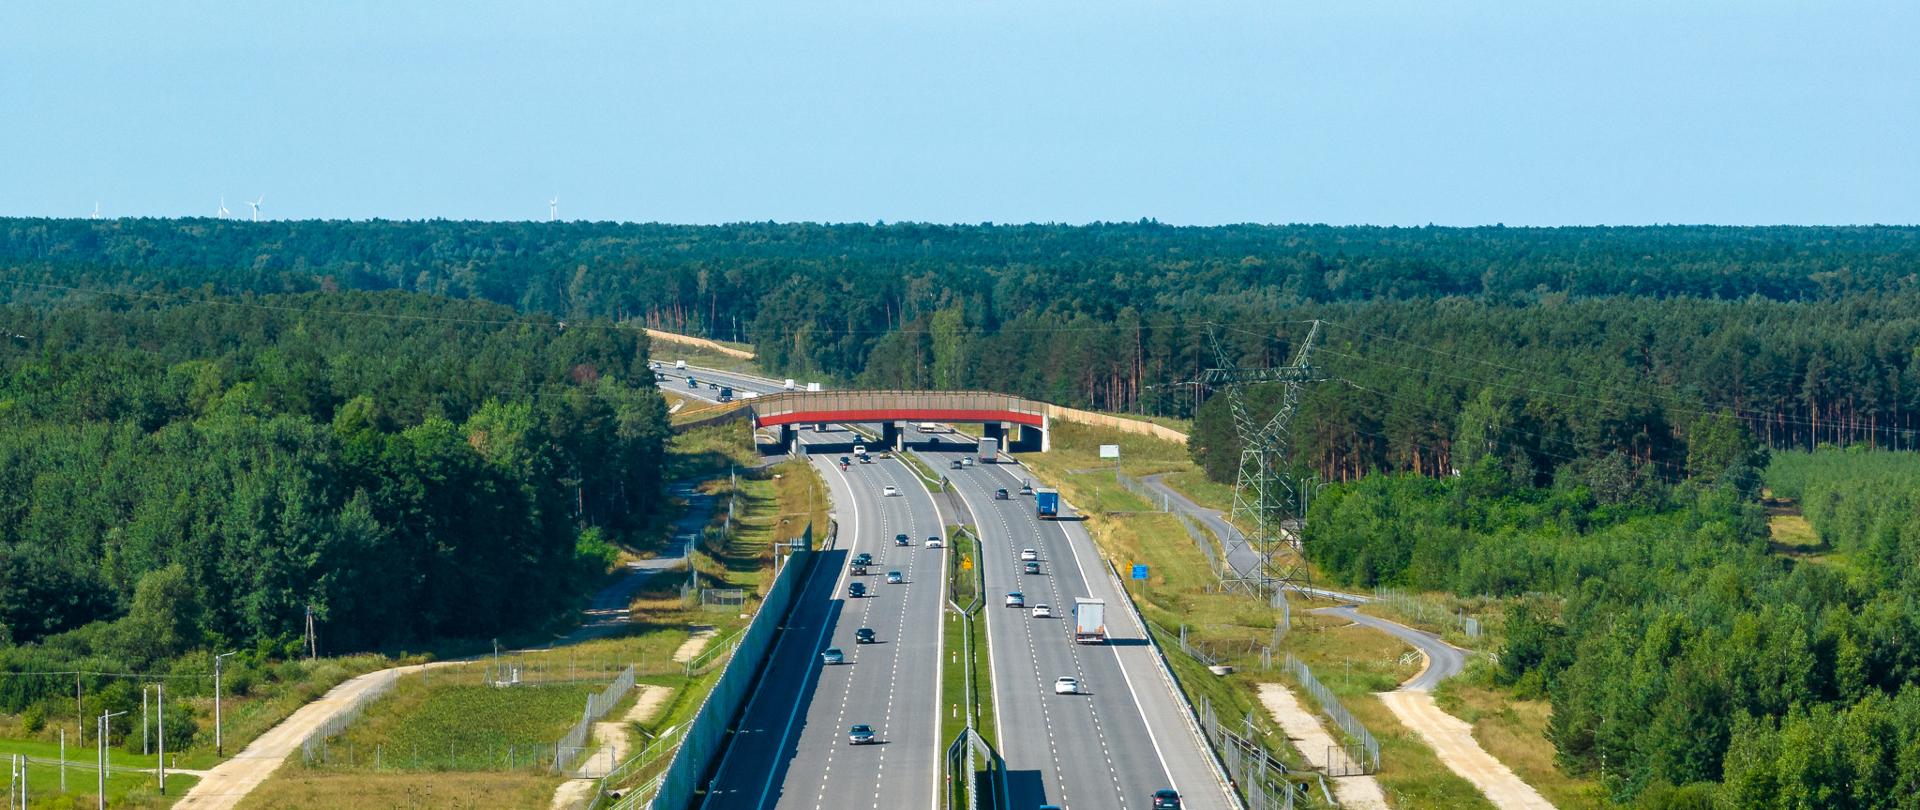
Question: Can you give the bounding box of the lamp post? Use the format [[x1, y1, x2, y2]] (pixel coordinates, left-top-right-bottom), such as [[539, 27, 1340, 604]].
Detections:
[[98, 709, 128, 810], [215, 651, 238, 756]]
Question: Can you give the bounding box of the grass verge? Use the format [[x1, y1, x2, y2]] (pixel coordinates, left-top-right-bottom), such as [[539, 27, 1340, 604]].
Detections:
[[238, 769, 560, 809], [1435, 665, 1607, 809]]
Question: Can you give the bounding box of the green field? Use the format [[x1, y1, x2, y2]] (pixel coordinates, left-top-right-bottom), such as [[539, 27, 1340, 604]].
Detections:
[[0, 737, 200, 808]]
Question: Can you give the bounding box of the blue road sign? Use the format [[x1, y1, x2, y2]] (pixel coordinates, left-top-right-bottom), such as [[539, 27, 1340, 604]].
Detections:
[[1131, 564, 1149, 580]]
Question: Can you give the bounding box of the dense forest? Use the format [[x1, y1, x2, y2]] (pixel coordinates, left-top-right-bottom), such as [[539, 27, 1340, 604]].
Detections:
[[1305, 443, 1920, 806], [0, 290, 669, 715], [6, 219, 1918, 489]]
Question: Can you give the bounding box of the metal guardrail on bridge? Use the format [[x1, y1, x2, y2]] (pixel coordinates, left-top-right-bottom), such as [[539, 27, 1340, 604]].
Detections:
[[746, 391, 1048, 426]]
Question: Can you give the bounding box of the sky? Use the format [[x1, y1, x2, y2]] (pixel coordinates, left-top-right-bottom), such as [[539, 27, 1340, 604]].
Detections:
[[3, 1, 1916, 226]]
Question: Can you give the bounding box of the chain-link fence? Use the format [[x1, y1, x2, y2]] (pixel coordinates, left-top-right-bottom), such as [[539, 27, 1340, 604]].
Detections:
[[552, 665, 638, 774], [1370, 587, 1482, 640], [298, 667, 407, 763], [1196, 696, 1304, 810], [1282, 653, 1380, 774]]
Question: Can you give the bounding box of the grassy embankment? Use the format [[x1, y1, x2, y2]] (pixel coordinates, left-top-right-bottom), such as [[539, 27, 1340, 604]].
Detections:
[[244, 419, 825, 806], [939, 525, 999, 807], [1018, 420, 1498, 808]]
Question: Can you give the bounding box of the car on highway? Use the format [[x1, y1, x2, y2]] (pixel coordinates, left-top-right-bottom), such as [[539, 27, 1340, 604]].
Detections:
[[708, 382, 718, 390], [840, 455, 852, 466], [848, 724, 875, 745], [855, 627, 877, 644], [895, 533, 911, 546], [1019, 548, 1039, 561], [853, 444, 866, 456], [821, 647, 845, 665], [859, 453, 872, 463], [686, 377, 698, 388], [950, 459, 963, 469], [882, 484, 899, 497], [1151, 788, 1182, 808], [1024, 561, 1041, 575], [995, 488, 1009, 500], [1031, 604, 1052, 618], [886, 571, 904, 584], [961, 456, 974, 466], [925, 536, 944, 548], [1054, 676, 1080, 695], [848, 582, 867, 599], [1020, 482, 1034, 495], [1005, 592, 1025, 608], [853, 552, 873, 566]]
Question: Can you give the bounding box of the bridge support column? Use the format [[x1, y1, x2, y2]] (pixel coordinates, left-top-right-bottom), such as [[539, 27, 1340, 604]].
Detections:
[[779, 424, 795, 455], [983, 422, 1007, 444], [1012, 423, 1048, 453], [880, 421, 901, 451]]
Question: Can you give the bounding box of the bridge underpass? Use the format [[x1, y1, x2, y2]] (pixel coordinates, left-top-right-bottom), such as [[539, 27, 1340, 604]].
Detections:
[[747, 390, 1051, 455]]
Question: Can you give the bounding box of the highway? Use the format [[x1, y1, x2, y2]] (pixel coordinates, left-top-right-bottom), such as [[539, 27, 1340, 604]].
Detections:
[[696, 413, 948, 808], [922, 440, 1236, 810]]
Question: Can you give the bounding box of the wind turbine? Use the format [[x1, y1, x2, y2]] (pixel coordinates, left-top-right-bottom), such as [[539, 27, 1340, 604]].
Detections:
[[218, 196, 231, 219], [548, 196, 558, 223], [248, 195, 264, 222]]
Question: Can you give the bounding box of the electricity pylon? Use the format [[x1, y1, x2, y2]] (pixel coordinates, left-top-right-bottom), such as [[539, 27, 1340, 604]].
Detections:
[[1186, 320, 1325, 596]]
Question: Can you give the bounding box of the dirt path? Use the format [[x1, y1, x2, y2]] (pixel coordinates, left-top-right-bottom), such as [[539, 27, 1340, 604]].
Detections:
[[1378, 690, 1556, 809], [549, 685, 677, 809], [1257, 683, 1388, 809], [174, 660, 464, 810], [671, 626, 718, 663]]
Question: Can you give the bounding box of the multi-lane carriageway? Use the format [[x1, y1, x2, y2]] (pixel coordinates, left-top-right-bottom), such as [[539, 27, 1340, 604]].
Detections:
[[655, 365, 1233, 810]]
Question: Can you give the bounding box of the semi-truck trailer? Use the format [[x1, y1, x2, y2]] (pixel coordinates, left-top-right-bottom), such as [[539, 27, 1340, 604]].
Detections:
[[1073, 598, 1107, 644], [1036, 487, 1059, 519], [978, 437, 999, 463]]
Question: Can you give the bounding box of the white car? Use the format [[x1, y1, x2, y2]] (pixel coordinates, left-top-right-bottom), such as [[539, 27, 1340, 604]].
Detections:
[[925, 536, 945, 548], [1054, 677, 1080, 695], [882, 485, 899, 497], [1005, 592, 1025, 608], [1031, 604, 1053, 619], [1019, 548, 1039, 562]]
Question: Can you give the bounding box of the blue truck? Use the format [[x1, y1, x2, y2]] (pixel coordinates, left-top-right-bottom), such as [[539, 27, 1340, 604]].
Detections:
[[1035, 487, 1060, 519]]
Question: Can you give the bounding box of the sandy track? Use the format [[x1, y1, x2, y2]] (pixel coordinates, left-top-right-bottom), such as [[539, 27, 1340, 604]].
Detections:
[[1377, 690, 1556, 809], [1257, 683, 1388, 809], [174, 660, 463, 810]]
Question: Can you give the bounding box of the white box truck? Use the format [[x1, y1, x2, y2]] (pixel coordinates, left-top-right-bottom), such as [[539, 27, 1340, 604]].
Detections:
[[1073, 598, 1107, 644], [784, 378, 796, 391], [978, 437, 999, 463], [806, 382, 822, 392]]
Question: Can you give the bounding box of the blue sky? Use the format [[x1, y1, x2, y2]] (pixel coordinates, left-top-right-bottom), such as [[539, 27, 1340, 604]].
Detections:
[[3, 1, 1915, 225]]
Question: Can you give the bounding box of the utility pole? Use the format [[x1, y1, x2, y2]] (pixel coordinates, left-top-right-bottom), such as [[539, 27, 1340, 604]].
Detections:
[[143, 684, 150, 755], [157, 681, 166, 794], [215, 651, 237, 756], [305, 605, 318, 659]]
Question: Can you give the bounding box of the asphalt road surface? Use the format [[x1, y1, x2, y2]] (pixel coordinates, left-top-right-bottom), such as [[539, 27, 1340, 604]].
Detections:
[[701, 438, 948, 810], [927, 444, 1236, 810]]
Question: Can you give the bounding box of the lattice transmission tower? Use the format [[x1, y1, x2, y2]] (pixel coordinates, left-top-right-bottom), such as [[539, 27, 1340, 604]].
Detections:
[[1182, 320, 1326, 596]]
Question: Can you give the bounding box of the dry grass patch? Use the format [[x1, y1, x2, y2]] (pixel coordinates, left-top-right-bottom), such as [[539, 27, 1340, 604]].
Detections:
[[1436, 674, 1607, 809], [238, 769, 561, 809]]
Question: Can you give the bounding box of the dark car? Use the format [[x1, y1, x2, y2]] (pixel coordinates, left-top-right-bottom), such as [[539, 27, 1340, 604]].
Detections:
[[853, 552, 873, 566], [886, 571, 904, 584], [950, 459, 963, 469], [1019, 483, 1034, 495], [840, 455, 852, 466], [1151, 789, 1182, 809], [848, 582, 866, 598], [686, 377, 698, 388], [848, 724, 875, 744], [895, 533, 911, 546], [855, 627, 877, 644], [995, 488, 1009, 500], [1024, 561, 1041, 575]]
